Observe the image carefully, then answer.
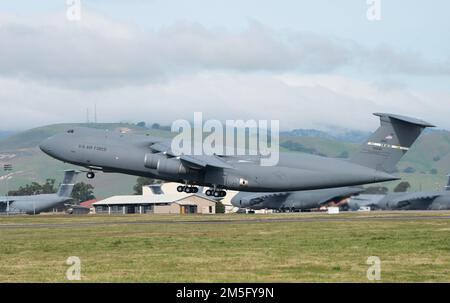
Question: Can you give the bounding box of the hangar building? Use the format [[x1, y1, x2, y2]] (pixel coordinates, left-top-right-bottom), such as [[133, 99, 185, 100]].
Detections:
[[93, 185, 217, 215], [160, 183, 239, 213]]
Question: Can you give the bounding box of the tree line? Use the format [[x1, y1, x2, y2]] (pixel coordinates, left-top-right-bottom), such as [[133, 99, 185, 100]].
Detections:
[[363, 181, 411, 195]]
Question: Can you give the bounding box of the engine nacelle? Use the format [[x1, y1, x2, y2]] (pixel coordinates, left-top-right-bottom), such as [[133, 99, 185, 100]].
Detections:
[[145, 153, 199, 178], [144, 153, 165, 169], [157, 158, 198, 177]]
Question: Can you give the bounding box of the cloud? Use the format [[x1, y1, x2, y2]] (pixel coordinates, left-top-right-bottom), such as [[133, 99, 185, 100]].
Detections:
[[0, 73, 448, 131], [0, 12, 448, 132], [356, 45, 450, 76], [0, 12, 448, 90]]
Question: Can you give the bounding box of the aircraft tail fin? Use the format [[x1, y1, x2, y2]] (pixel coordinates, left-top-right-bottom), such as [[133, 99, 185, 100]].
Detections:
[[445, 174, 450, 191], [56, 170, 79, 197], [349, 113, 434, 173]]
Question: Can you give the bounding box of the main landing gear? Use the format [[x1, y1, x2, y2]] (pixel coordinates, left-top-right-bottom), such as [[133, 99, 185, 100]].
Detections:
[[177, 185, 199, 194], [205, 189, 227, 198], [86, 171, 96, 179], [176, 184, 227, 197]]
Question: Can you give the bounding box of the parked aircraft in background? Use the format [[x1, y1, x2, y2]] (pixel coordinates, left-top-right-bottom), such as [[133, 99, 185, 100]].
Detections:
[[0, 170, 79, 215], [231, 187, 364, 211], [347, 175, 450, 211]]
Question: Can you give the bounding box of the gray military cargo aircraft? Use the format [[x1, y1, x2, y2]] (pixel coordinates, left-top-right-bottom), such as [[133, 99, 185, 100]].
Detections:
[[0, 170, 79, 214], [231, 187, 364, 211], [347, 175, 450, 211], [39, 113, 433, 197]]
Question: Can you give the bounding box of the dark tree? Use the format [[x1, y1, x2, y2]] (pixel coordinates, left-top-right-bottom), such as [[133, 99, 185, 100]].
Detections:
[[363, 186, 389, 195], [41, 179, 56, 194], [8, 179, 57, 196], [215, 201, 226, 214], [133, 177, 162, 195], [136, 121, 146, 128], [393, 181, 411, 193], [72, 182, 95, 203], [403, 167, 416, 174], [280, 141, 327, 157]]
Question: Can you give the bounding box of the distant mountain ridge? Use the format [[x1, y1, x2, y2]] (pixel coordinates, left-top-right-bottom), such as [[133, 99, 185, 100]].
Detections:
[[282, 127, 449, 144], [281, 129, 371, 143], [0, 131, 16, 139]]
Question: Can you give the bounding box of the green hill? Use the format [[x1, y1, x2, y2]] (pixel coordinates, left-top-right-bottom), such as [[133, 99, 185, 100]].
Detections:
[[1, 124, 450, 198], [0, 123, 173, 151]]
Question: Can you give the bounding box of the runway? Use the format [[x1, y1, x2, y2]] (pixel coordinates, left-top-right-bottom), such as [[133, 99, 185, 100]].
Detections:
[[1, 213, 450, 229]]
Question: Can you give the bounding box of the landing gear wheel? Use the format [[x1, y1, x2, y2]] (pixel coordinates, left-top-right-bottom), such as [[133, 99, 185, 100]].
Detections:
[[213, 191, 221, 198], [192, 187, 199, 193], [177, 185, 185, 192], [220, 190, 227, 197], [87, 172, 95, 179], [205, 190, 212, 196]]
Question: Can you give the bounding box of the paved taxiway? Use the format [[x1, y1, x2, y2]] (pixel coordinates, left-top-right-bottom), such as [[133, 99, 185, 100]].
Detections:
[[1, 212, 450, 229]]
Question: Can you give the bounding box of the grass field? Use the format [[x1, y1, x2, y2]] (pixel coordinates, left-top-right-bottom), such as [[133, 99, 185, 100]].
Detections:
[[1, 212, 450, 282]]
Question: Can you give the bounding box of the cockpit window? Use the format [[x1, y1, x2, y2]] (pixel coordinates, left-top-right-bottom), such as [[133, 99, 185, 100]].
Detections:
[[67, 129, 74, 134]]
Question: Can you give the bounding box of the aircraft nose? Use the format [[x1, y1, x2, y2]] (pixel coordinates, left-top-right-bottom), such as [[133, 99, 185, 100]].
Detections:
[[39, 137, 55, 155], [230, 197, 239, 207], [230, 196, 242, 207]]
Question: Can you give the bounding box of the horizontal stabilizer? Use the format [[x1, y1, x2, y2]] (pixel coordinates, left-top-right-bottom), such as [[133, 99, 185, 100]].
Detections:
[[373, 113, 435, 128]]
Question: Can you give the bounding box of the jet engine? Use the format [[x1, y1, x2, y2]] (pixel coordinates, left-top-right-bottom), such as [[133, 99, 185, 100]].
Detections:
[[145, 154, 198, 177], [144, 153, 165, 169], [157, 158, 190, 175]]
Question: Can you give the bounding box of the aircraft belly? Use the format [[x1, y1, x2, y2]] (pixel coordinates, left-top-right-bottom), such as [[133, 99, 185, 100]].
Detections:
[[225, 164, 386, 192], [12, 199, 59, 213], [429, 196, 450, 210]]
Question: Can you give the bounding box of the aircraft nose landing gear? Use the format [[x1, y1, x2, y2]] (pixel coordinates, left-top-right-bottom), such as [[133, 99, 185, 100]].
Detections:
[[86, 171, 95, 179]]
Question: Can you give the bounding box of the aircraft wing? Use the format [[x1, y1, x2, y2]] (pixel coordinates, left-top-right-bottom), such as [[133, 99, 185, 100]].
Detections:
[[0, 196, 15, 202], [247, 192, 290, 206], [301, 188, 365, 206], [149, 141, 234, 169], [317, 194, 349, 206], [149, 141, 176, 155], [390, 192, 441, 203], [180, 154, 234, 169]]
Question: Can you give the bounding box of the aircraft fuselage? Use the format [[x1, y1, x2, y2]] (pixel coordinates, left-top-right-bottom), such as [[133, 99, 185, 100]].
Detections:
[[39, 127, 397, 192]]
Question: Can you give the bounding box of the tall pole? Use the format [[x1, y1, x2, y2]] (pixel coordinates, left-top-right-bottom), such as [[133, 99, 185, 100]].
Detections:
[[6, 184, 8, 216], [3, 164, 13, 216], [94, 104, 97, 124]]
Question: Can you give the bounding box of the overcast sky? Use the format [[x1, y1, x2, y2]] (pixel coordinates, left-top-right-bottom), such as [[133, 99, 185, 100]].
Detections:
[[0, 0, 449, 131]]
